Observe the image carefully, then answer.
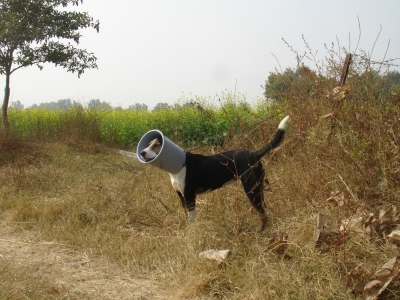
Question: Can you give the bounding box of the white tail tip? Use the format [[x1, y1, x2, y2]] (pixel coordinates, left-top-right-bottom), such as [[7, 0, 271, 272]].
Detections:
[[278, 115, 290, 130]]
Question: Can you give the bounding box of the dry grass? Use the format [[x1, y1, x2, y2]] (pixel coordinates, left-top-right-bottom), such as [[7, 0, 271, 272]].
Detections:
[[1, 111, 398, 299]]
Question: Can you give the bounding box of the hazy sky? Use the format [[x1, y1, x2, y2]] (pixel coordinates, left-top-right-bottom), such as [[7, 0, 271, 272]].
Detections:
[[2, 0, 400, 109]]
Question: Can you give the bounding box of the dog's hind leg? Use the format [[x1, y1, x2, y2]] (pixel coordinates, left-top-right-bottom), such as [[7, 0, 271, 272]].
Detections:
[[240, 170, 269, 231], [176, 191, 196, 223]]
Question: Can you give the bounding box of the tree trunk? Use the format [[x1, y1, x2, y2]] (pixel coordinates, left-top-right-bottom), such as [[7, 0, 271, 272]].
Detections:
[[2, 72, 11, 136]]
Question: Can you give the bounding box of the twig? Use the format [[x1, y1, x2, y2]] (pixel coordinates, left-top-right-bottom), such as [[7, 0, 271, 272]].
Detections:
[[354, 16, 362, 55], [369, 24, 382, 61], [378, 39, 391, 73], [271, 52, 283, 73]]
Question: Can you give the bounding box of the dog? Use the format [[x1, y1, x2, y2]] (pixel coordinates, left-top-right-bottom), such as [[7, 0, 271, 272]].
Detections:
[[140, 115, 289, 231]]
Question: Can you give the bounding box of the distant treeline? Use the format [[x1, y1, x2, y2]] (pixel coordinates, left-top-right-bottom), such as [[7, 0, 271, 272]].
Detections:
[[263, 68, 400, 102], [10, 69, 400, 113], [9, 98, 191, 112]]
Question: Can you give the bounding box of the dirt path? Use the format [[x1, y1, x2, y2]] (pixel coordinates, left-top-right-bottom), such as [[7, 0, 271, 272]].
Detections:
[[0, 227, 163, 299]]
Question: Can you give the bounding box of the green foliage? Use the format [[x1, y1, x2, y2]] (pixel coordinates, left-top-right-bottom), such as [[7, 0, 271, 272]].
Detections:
[[9, 100, 24, 109], [0, 0, 99, 76], [87, 99, 112, 110], [263, 66, 322, 102], [264, 64, 400, 104], [8, 105, 103, 142], [7, 92, 273, 148], [152, 102, 171, 111], [28, 98, 79, 110], [128, 103, 148, 111]]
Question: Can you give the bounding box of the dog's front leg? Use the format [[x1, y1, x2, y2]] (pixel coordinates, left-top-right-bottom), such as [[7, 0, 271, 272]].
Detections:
[[185, 194, 196, 223], [176, 192, 196, 223]]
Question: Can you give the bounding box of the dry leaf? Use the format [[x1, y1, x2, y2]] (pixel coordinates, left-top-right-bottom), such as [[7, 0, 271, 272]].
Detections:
[[374, 269, 392, 282], [363, 256, 400, 299], [340, 214, 377, 238], [266, 230, 291, 259], [394, 207, 400, 223], [364, 214, 378, 237], [340, 217, 363, 234], [315, 228, 340, 248], [267, 230, 287, 253], [315, 213, 329, 230], [363, 280, 383, 300], [271, 230, 286, 242], [326, 191, 344, 207], [388, 227, 400, 246], [314, 213, 339, 248], [347, 263, 371, 294], [379, 205, 400, 233], [374, 256, 399, 281], [379, 207, 391, 226], [364, 277, 397, 300], [347, 263, 369, 282]]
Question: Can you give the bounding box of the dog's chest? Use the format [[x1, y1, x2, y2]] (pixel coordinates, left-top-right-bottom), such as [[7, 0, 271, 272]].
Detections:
[[169, 167, 186, 194]]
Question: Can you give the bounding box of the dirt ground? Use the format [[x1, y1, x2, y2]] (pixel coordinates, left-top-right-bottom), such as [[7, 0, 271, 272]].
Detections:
[[0, 226, 163, 300]]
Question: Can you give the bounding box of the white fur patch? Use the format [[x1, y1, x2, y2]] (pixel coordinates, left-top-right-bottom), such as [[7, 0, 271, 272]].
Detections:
[[140, 139, 161, 161], [143, 149, 158, 160], [169, 166, 186, 194], [278, 115, 290, 130]]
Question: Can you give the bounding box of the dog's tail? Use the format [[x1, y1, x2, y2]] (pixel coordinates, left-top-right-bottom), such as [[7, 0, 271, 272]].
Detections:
[[255, 115, 289, 159]]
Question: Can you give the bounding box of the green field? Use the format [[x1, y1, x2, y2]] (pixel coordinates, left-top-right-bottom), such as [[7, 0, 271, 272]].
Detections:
[[8, 95, 280, 149]]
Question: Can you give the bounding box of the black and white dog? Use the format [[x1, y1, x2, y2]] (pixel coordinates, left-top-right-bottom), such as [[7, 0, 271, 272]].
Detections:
[[140, 116, 289, 231]]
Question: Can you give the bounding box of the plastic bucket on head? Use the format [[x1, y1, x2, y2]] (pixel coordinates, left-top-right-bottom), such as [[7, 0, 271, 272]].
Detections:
[[137, 130, 186, 174]]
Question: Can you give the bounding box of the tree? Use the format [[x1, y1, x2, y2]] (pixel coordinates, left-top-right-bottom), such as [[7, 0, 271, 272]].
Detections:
[[31, 98, 80, 110], [152, 102, 171, 112], [263, 66, 318, 102], [0, 0, 99, 135], [9, 100, 24, 109], [53, 99, 74, 110], [128, 103, 148, 111], [87, 99, 111, 110], [381, 71, 400, 94]]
